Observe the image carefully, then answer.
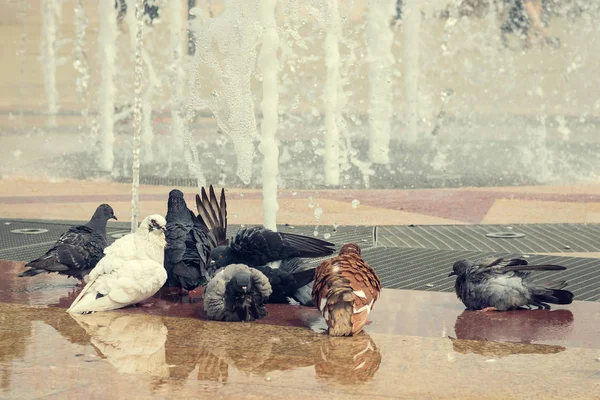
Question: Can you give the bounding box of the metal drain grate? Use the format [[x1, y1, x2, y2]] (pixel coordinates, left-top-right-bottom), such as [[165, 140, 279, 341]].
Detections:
[[361, 246, 600, 301], [377, 224, 600, 253]]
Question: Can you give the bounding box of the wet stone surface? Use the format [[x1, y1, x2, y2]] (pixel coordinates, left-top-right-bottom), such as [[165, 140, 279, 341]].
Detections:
[[1, 258, 600, 398]]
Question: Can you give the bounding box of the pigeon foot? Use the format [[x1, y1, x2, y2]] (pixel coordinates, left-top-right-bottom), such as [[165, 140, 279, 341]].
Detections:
[[478, 307, 499, 312]]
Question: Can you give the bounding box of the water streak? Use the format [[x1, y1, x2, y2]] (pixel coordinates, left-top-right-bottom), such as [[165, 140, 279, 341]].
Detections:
[[97, 0, 118, 172], [366, 0, 395, 164], [258, 0, 280, 231], [403, 0, 421, 143], [40, 0, 62, 127], [323, 0, 341, 185], [131, 0, 145, 231]]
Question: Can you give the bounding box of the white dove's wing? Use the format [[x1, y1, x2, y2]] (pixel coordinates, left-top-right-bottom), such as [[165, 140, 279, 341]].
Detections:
[[68, 258, 166, 313], [102, 233, 138, 260]]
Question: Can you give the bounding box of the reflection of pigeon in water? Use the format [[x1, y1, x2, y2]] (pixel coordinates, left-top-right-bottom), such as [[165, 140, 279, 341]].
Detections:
[[254, 257, 322, 305], [204, 264, 272, 322], [67, 215, 167, 314], [19, 204, 117, 284], [315, 333, 382, 384], [164, 187, 223, 291], [449, 257, 574, 311], [312, 243, 382, 336], [453, 309, 574, 344], [71, 312, 170, 378]]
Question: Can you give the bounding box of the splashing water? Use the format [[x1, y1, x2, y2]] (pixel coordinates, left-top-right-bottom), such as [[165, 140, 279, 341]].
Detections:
[[258, 0, 280, 231], [351, 199, 360, 209], [403, 0, 421, 143], [130, 0, 145, 232], [366, 0, 395, 164], [97, 0, 117, 172], [192, 0, 262, 185], [40, 0, 62, 127], [73, 0, 90, 126], [168, 0, 186, 155], [323, 0, 341, 185]]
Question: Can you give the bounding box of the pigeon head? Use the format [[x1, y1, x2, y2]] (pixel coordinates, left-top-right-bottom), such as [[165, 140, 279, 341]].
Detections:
[[93, 204, 117, 221], [210, 246, 236, 268], [139, 214, 167, 234], [166, 189, 188, 216], [339, 243, 361, 256], [229, 268, 253, 295], [449, 259, 471, 277]]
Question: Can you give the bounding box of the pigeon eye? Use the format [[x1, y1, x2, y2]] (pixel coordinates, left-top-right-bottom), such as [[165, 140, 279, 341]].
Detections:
[[218, 255, 223, 260]]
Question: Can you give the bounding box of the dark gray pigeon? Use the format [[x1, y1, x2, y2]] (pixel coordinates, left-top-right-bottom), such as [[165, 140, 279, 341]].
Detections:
[[164, 187, 222, 292], [448, 256, 574, 311], [195, 186, 336, 270], [19, 204, 117, 284], [254, 257, 323, 305], [204, 263, 272, 322]]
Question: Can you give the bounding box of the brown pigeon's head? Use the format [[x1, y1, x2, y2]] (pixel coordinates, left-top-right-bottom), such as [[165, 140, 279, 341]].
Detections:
[[339, 243, 361, 257]]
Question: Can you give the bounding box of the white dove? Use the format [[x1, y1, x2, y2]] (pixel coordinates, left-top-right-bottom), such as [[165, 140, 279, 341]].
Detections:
[[67, 214, 168, 314]]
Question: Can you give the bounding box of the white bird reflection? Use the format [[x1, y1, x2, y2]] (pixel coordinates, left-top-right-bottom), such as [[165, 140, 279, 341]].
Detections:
[[70, 312, 170, 378]]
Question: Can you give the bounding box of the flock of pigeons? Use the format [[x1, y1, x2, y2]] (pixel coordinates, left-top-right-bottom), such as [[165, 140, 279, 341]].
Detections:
[[18, 186, 574, 337]]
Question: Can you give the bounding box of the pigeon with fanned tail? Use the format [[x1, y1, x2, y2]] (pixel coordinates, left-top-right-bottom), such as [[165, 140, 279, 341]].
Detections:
[[312, 243, 382, 337], [164, 187, 224, 292], [448, 256, 575, 311], [254, 257, 323, 305], [194, 185, 335, 279], [19, 204, 117, 284], [204, 263, 272, 322], [67, 215, 167, 314]]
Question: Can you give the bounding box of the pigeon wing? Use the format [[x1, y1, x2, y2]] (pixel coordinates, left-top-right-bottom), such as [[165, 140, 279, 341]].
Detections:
[[196, 185, 228, 247]]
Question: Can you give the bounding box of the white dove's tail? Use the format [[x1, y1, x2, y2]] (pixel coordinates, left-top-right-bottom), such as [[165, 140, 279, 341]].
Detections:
[[67, 275, 126, 314], [67, 274, 99, 313]]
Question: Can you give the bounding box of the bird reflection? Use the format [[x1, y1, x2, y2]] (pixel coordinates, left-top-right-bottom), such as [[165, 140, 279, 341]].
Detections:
[[315, 333, 382, 384], [453, 309, 574, 344], [70, 313, 170, 378], [185, 322, 382, 384], [450, 309, 573, 357]]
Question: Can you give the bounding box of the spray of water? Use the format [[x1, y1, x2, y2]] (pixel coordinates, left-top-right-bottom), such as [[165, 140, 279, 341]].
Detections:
[[17, 0, 29, 129], [131, 0, 145, 232], [192, 0, 262, 185], [258, 0, 280, 231], [73, 0, 90, 132], [322, 0, 342, 186], [366, 0, 395, 164], [97, 0, 118, 172], [40, 0, 62, 127], [403, 0, 421, 143], [168, 0, 186, 156]]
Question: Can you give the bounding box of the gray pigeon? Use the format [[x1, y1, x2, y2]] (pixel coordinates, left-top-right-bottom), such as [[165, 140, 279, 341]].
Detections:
[[19, 204, 117, 284], [204, 264, 272, 322], [448, 256, 574, 311]]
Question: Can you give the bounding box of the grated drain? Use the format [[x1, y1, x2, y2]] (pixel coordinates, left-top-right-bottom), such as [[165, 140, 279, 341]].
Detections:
[[10, 228, 49, 235], [485, 232, 526, 239]]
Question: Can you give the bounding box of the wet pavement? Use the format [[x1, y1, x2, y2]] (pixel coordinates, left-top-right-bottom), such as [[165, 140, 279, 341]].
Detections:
[[1, 259, 600, 399]]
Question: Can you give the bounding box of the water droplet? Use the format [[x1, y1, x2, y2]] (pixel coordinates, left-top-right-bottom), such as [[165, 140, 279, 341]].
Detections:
[[308, 196, 314, 208], [291, 191, 297, 196], [240, 193, 245, 198], [323, 232, 331, 239], [351, 199, 360, 209], [314, 206, 323, 222], [332, 223, 338, 232], [313, 229, 319, 237]]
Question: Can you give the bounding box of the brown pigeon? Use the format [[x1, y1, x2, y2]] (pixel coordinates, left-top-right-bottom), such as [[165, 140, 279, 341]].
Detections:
[[312, 243, 382, 336]]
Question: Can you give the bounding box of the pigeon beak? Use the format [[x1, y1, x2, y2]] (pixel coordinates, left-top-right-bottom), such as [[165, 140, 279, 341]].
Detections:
[[111, 215, 118, 220], [448, 271, 457, 277]]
